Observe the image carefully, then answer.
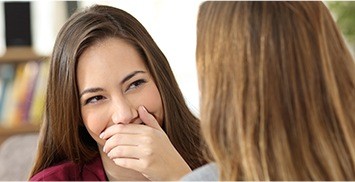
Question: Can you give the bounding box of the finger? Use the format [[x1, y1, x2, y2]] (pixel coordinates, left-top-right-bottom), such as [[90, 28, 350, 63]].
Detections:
[[104, 133, 157, 154], [107, 146, 140, 159], [103, 133, 143, 153], [100, 123, 150, 140], [107, 145, 147, 159], [138, 106, 163, 131], [112, 158, 146, 173]]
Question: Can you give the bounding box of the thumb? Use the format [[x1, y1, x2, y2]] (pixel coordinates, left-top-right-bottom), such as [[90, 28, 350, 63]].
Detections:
[[138, 106, 163, 131]]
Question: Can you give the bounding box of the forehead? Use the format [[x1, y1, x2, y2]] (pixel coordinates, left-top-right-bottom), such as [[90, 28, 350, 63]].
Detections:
[[76, 37, 148, 85], [80, 37, 146, 68]]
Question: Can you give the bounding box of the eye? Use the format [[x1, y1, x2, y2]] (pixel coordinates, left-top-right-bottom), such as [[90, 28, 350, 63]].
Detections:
[[126, 79, 147, 92], [85, 95, 105, 105]]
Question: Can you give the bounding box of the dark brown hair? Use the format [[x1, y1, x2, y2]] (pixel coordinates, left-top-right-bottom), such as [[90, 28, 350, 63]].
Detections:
[[30, 4, 205, 177], [197, 1, 355, 180]]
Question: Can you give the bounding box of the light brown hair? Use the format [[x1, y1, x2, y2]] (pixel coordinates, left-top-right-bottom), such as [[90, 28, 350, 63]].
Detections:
[[30, 5, 205, 177], [197, 1, 355, 180]]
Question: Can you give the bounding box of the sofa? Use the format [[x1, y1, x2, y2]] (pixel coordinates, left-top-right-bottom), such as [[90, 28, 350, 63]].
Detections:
[[0, 133, 38, 180]]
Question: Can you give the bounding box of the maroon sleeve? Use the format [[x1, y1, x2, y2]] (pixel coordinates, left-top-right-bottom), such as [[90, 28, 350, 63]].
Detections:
[[30, 156, 106, 181], [29, 162, 81, 181]]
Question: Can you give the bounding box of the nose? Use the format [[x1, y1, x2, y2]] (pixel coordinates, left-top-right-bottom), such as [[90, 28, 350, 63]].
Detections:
[[111, 98, 138, 124]]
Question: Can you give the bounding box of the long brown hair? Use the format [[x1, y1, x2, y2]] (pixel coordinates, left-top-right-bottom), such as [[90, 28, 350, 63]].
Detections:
[[197, 1, 355, 180], [30, 5, 205, 177]]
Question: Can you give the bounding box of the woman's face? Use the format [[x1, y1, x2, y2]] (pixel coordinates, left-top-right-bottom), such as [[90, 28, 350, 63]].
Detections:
[[77, 37, 164, 147]]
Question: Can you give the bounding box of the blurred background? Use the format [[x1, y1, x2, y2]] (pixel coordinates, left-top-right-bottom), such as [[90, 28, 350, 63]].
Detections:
[[327, 1, 355, 53]]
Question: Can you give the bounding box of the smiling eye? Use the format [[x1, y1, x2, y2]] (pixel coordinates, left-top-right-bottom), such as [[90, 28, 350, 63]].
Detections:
[[85, 95, 105, 105], [126, 79, 147, 92]]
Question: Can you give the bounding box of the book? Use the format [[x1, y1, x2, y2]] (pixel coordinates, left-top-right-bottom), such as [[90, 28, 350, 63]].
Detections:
[[7, 63, 25, 126], [29, 61, 49, 125], [0, 64, 15, 126], [0, 60, 49, 128], [19, 61, 40, 124]]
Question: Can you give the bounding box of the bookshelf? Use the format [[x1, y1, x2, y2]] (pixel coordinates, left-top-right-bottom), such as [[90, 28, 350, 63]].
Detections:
[[0, 46, 43, 62], [0, 46, 48, 145], [0, 123, 40, 144]]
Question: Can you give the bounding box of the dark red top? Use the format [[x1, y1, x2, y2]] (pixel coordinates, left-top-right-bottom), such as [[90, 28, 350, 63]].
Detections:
[[30, 156, 107, 181]]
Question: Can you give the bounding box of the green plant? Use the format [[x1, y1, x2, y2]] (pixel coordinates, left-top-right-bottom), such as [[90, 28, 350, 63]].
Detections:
[[327, 2, 355, 47]]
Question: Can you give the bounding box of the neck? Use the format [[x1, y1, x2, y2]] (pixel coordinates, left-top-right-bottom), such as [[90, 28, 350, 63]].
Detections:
[[99, 149, 148, 181]]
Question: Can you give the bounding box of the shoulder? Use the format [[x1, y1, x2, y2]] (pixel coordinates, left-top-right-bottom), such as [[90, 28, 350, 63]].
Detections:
[[30, 156, 106, 181], [181, 162, 219, 181], [30, 161, 81, 181]]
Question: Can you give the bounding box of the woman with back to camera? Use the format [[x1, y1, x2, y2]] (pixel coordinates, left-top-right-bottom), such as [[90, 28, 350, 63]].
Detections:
[[29, 5, 206, 181], [183, 1, 355, 181]]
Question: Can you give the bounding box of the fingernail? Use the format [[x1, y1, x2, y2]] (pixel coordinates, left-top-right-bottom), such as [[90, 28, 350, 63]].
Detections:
[[141, 106, 147, 112], [103, 146, 106, 153], [99, 132, 105, 139]]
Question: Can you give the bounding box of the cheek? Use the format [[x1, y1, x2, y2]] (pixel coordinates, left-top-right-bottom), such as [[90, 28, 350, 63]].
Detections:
[[148, 85, 164, 125], [132, 83, 164, 125], [81, 109, 107, 142]]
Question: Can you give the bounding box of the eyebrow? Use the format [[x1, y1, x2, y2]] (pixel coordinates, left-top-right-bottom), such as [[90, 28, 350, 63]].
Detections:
[[121, 70, 146, 84], [79, 87, 104, 98], [79, 70, 146, 98]]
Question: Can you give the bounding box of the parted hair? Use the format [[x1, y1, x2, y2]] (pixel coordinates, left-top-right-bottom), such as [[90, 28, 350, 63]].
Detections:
[[197, 1, 355, 180], [30, 4, 205, 177]]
